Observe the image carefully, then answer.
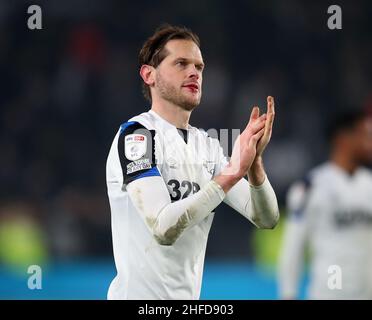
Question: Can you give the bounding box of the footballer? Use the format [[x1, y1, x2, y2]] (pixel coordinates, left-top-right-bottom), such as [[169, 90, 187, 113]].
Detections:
[[106, 24, 279, 299], [279, 110, 372, 299]]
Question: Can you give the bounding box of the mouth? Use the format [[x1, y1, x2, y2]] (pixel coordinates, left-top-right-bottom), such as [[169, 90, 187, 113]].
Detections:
[[182, 83, 199, 93]]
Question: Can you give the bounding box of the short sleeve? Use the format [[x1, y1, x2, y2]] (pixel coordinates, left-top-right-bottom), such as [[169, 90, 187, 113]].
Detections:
[[117, 121, 160, 186]]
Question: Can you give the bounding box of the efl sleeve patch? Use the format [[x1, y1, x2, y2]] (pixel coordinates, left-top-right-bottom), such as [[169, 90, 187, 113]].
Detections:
[[125, 134, 147, 161], [118, 121, 160, 185]]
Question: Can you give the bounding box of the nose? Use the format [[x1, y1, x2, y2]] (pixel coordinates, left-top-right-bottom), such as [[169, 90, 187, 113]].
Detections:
[[188, 65, 200, 80]]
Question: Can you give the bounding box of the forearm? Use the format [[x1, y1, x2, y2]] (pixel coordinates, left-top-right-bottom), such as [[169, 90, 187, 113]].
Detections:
[[248, 175, 280, 229], [247, 156, 280, 228], [128, 177, 225, 245], [221, 173, 279, 229]]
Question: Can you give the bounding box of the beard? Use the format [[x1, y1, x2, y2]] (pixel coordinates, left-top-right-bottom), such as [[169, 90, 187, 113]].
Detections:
[[156, 73, 201, 111]]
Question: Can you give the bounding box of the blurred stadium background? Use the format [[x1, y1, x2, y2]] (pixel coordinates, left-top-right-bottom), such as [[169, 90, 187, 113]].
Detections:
[[0, 0, 371, 299]]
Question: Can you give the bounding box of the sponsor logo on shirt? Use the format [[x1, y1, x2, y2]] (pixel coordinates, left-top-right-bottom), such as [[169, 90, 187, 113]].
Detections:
[[127, 158, 151, 174], [334, 209, 372, 228], [125, 134, 147, 161], [203, 160, 215, 176], [167, 157, 178, 169]]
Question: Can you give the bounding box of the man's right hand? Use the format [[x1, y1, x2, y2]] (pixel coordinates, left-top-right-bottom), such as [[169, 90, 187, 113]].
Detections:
[[214, 106, 266, 193]]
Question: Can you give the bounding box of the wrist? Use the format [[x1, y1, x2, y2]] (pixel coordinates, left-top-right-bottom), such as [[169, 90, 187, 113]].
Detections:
[[248, 156, 265, 186], [251, 155, 263, 167], [214, 167, 242, 193]]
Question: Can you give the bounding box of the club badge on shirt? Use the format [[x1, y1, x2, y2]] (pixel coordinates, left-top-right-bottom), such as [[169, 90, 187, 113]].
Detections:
[[203, 160, 215, 176], [125, 134, 147, 161]]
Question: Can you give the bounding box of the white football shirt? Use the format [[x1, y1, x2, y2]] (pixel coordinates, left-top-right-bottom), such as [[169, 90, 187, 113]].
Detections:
[[106, 109, 227, 299], [279, 162, 372, 299], [107, 109, 279, 300]]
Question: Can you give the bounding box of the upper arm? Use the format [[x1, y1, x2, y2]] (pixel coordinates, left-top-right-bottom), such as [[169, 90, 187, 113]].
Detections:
[[284, 177, 314, 244], [286, 177, 312, 226], [117, 121, 173, 231], [127, 175, 172, 225], [118, 121, 160, 187]]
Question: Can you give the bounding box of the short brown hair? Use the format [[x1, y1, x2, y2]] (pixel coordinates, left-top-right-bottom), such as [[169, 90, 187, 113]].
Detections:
[[138, 24, 201, 102]]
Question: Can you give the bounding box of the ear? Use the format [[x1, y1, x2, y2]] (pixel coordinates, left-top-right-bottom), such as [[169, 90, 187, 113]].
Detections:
[[140, 64, 155, 87]]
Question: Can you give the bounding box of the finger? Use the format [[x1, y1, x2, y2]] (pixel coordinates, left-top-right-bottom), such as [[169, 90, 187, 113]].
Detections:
[[245, 114, 266, 136], [261, 116, 273, 146], [267, 96, 275, 115], [258, 113, 267, 122], [265, 107, 274, 129], [245, 107, 260, 131], [249, 106, 260, 122], [263, 96, 275, 135], [248, 112, 267, 129], [251, 113, 267, 128], [254, 127, 265, 141], [245, 106, 261, 131], [248, 128, 265, 148]]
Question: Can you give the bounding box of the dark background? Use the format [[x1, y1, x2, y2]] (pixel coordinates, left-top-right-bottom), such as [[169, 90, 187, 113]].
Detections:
[[0, 0, 371, 265]]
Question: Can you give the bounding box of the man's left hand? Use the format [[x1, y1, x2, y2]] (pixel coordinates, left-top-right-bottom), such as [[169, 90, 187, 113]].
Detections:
[[256, 96, 275, 157], [247, 96, 275, 186]]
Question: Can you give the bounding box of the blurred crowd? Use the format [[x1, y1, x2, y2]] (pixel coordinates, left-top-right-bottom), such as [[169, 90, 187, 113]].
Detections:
[[0, 0, 371, 264]]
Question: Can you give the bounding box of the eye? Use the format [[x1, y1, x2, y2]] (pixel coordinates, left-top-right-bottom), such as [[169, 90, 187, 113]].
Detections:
[[176, 61, 187, 67]]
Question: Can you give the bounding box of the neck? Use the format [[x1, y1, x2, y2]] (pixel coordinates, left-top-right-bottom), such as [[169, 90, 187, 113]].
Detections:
[[151, 97, 191, 129], [330, 149, 359, 175]]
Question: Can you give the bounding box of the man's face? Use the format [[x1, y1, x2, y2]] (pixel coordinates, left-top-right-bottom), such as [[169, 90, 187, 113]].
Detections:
[[352, 117, 372, 164], [153, 39, 204, 111]]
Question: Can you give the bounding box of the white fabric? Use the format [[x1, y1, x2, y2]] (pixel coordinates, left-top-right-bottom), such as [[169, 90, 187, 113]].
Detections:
[[106, 109, 279, 299], [127, 177, 225, 245], [224, 176, 279, 228], [278, 162, 372, 299]]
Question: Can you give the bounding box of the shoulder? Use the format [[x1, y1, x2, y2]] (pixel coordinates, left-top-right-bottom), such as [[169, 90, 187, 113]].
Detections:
[[288, 164, 326, 198], [302, 162, 336, 190], [359, 167, 372, 179], [286, 163, 329, 218], [358, 167, 372, 186], [116, 114, 160, 186], [287, 174, 313, 212], [118, 111, 160, 140], [122, 111, 155, 132]]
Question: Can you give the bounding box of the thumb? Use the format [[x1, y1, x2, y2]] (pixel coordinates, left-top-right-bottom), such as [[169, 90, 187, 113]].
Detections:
[[248, 128, 265, 148], [250, 106, 260, 121], [246, 106, 260, 128]]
